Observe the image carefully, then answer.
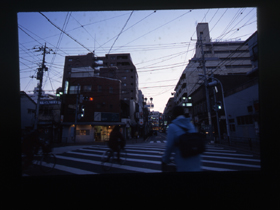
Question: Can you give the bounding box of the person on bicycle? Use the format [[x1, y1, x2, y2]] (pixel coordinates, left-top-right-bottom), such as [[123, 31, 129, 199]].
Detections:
[[108, 125, 126, 163], [21, 129, 42, 169]]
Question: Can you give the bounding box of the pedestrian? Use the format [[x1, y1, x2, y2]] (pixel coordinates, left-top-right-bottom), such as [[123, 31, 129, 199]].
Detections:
[[108, 125, 126, 163], [162, 106, 202, 172]]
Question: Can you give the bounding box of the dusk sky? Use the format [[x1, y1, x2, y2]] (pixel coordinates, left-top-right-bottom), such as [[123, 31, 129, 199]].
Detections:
[[18, 8, 257, 113]]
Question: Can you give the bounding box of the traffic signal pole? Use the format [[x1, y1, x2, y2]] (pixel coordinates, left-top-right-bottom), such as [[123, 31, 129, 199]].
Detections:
[[73, 84, 80, 143], [199, 34, 213, 141]]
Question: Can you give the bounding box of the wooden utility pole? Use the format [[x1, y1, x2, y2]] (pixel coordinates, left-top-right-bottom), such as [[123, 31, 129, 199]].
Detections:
[[34, 43, 52, 130]]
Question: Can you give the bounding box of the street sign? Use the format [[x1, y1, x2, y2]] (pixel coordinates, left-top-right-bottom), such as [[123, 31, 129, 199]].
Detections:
[[40, 100, 61, 105], [94, 112, 101, 121]]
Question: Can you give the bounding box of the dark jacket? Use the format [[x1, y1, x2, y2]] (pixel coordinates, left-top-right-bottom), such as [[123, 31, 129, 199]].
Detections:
[[108, 130, 125, 150]]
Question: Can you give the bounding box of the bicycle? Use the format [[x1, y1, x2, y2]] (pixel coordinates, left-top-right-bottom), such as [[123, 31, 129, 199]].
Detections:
[[22, 147, 57, 174], [101, 148, 127, 171]]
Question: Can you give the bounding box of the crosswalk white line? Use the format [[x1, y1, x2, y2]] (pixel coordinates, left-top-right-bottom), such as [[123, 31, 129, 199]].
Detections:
[[67, 151, 162, 161], [78, 148, 258, 162], [203, 151, 253, 157], [52, 164, 97, 175], [65, 150, 259, 169], [202, 155, 260, 162], [56, 155, 162, 173], [58, 152, 240, 172], [202, 166, 236, 171], [202, 159, 261, 168]]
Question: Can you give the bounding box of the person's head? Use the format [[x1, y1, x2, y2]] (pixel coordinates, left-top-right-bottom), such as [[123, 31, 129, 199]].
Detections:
[[172, 106, 185, 119], [112, 125, 121, 132]]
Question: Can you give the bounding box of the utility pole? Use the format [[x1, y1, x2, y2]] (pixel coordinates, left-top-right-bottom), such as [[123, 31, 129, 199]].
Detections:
[[212, 79, 221, 142], [34, 43, 51, 130], [73, 84, 80, 143], [199, 34, 213, 141]]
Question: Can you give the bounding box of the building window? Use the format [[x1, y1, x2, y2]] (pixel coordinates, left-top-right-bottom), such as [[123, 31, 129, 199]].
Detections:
[[69, 86, 79, 94], [109, 86, 113, 93], [98, 85, 102, 92], [27, 109, 35, 114], [123, 83, 126, 86], [237, 115, 253, 125], [68, 58, 73, 62], [83, 85, 92, 92], [77, 130, 90, 135], [230, 124, 236, 132], [122, 76, 126, 80]]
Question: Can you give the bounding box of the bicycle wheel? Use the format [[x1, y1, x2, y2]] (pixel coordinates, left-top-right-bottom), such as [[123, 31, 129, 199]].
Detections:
[[119, 149, 127, 165], [40, 153, 56, 173], [101, 150, 113, 171]]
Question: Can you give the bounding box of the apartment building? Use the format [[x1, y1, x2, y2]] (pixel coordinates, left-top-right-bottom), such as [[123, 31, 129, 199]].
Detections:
[[61, 53, 138, 143], [174, 22, 253, 106], [100, 53, 138, 103]]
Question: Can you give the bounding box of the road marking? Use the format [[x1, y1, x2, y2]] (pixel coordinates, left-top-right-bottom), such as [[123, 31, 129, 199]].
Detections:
[[56, 155, 162, 173], [202, 159, 261, 168], [202, 155, 260, 162], [203, 151, 253, 157], [52, 164, 97, 175], [202, 166, 236, 171]]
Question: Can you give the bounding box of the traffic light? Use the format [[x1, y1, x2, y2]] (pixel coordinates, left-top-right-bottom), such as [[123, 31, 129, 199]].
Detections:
[[80, 105, 85, 117], [84, 96, 94, 101], [217, 101, 222, 110], [213, 101, 222, 111], [182, 97, 186, 106]]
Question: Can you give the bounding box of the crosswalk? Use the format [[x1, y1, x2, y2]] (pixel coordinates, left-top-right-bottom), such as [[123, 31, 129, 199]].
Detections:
[[22, 142, 261, 176]]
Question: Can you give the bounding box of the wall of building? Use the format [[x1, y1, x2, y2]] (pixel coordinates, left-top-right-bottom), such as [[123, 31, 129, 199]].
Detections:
[[225, 83, 259, 139], [62, 76, 121, 122], [20, 93, 36, 130]]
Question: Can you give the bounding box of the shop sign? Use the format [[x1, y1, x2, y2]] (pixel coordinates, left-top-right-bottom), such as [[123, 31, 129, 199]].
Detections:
[[101, 112, 119, 122], [40, 100, 61, 105]]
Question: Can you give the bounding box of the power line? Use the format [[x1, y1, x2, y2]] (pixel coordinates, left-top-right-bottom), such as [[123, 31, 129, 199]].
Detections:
[[113, 10, 192, 52], [18, 25, 43, 45], [96, 10, 156, 52], [39, 12, 92, 53], [108, 11, 134, 54]]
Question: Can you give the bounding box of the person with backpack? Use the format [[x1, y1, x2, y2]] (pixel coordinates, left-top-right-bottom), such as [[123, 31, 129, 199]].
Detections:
[[162, 106, 203, 172]]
